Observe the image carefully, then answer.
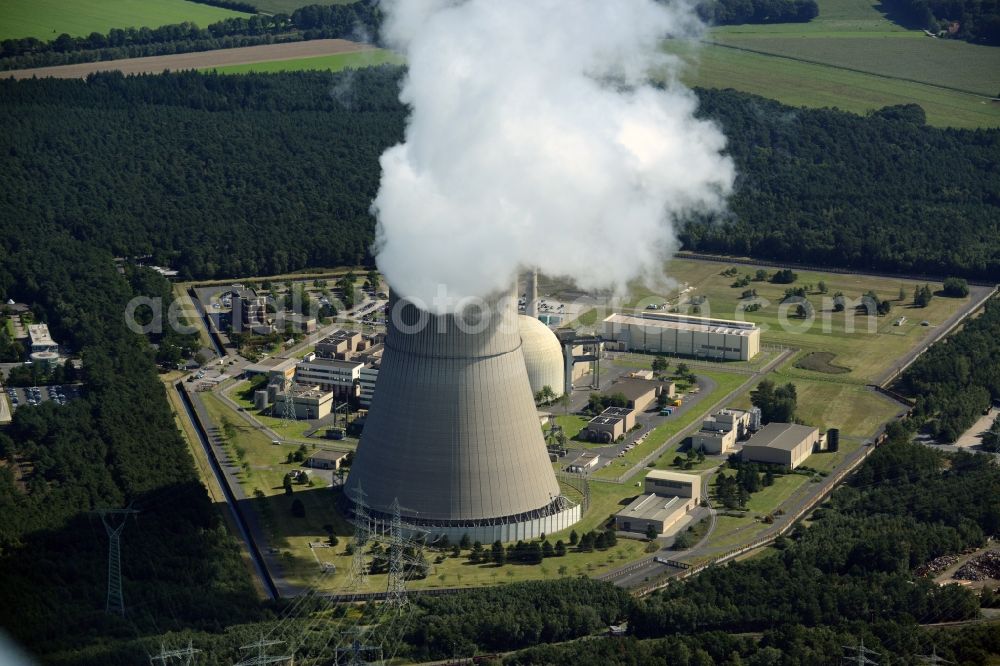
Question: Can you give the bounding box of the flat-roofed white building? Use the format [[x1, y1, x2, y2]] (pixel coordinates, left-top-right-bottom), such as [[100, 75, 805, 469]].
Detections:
[[295, 357, 363, 397], [691, 409, 751, 454], [741, 422, 818, 469], [272, 384, 334, 420], [643, 469, 701, 503], [28, 324, 58, 354], [602, 312, 760, 361], [584, 407, 635, 442]]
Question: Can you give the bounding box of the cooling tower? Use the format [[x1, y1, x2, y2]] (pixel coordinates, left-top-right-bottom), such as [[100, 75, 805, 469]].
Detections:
[[345, 293, 580, 542]]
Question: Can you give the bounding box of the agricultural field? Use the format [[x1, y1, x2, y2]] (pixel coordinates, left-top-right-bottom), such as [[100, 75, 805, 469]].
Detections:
[[1, 0, 251, 41], [205, 49, 403, 74], [668, 0, 1000, 128]]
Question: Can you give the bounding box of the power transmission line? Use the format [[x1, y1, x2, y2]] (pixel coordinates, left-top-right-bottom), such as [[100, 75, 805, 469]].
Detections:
[[349, 483, 370, 587]]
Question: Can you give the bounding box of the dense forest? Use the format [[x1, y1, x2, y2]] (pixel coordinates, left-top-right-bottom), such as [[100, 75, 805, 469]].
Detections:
[[2, 72, 998, 284], [699, 0, 820, 24], [0, 1, 381, 70], [895, 297, 1000, 440], [0, 233, 264, 659], [880, 0, 1000, 44]]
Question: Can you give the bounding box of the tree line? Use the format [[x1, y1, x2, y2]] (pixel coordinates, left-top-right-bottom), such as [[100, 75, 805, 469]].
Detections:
[[698, 0, 820, 25], [880, 0, 1000, 44], [0, 1, 381, 71]]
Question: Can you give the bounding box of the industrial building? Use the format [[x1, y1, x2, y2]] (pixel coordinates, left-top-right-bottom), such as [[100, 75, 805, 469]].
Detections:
[[345, 294, 580, 543], [606, 377, 663, 412], [305, 449, 349, 470], [584, 407, 635, 442], [295, 356, 363, 398], [518, 315, 565, 397], [28, 324, 57, 354], [315, 329, 364, 358], [690, 408, 756, 455], [602, 312, 761, 361], [741, 422, 818, 469], [566, 451, 601, 473], [272, 384, 334, 420], [614, 470, 701, 535], [231, 285, 270, 335]]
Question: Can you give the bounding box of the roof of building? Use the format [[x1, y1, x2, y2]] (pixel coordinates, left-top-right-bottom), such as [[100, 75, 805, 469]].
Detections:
[[319, 329, 361, 344], [604, 311, 758, 336], [744, 422, 818, 451], [645, 470, 698, 485], [308, 449, 348, 462], [28, 324, 55, 346], [608, 378, 658, 402], [616, 493, 685, 522], [602, 406, 634, 418], [278, 384, 333, 400], [298, 356, 363, 370]]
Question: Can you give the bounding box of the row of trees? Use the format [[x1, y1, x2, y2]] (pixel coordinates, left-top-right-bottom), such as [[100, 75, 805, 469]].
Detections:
[[699, 0, 820, 24], [0, 2, 381, 70], [879, 0, 1000, 43]]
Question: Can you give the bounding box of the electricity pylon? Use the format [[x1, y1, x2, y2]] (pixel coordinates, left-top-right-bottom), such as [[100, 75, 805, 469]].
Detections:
[[349, 483, 370, 587], [282, 377, 296, 423], [150, 641, 201, 666], [386, 498, 407, 611], [842, 639, 880, 665], [917, 647, 955, 665], [334, 635, 382, 666], [95, 505, 138, 616], [233, 638, 292, 666]]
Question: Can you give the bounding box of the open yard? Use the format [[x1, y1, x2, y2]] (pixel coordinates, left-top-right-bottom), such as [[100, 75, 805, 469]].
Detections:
[[0, 0, 250, 41]]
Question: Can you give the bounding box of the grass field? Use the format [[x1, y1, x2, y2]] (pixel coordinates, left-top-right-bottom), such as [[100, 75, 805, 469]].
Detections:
[[1, 0, 251, 41], [673, 42, 1000, 129], [205, 49, 403, 74], [637, 257, 973, 386], [667, 0, 1000, 128]]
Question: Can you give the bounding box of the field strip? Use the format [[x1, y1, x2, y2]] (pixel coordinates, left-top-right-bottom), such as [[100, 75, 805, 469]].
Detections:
[[703, 40, 998, 100], [0, 39, 375, 80]]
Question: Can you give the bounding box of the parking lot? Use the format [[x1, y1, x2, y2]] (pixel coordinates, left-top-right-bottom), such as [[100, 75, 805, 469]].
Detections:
[[5, 384, 82, 410]]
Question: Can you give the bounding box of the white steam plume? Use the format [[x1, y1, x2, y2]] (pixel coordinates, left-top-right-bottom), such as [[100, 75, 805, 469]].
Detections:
[[372, 0, 735, 312]]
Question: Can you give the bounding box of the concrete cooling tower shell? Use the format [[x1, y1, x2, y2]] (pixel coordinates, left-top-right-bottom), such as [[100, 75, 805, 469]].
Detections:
[[518, 315, 565, 397], [345, 294, 580, 542]]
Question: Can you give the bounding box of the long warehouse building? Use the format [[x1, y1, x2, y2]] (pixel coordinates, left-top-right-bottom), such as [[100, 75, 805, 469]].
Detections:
[[602, 312, 761, 361]]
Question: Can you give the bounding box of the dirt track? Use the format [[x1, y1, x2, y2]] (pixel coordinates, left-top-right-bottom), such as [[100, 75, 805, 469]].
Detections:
[[0, 39, 373, 80]]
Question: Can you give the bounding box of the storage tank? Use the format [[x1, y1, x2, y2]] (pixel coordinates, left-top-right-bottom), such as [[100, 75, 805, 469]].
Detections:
[[254, 390, 269, 411]]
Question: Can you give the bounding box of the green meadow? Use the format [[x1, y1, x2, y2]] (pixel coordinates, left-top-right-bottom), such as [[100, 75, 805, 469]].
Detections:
[[0, 0, 250, 41]]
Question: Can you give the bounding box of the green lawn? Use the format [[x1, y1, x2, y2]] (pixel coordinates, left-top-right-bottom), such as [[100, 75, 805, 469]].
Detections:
[[659, 258, 972, 386], [1, 0, 250, 41], [205, 49, 404, 74]]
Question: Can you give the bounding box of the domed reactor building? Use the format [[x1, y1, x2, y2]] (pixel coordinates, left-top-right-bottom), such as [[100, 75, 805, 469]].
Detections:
[[345, 287, 580, 542]]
